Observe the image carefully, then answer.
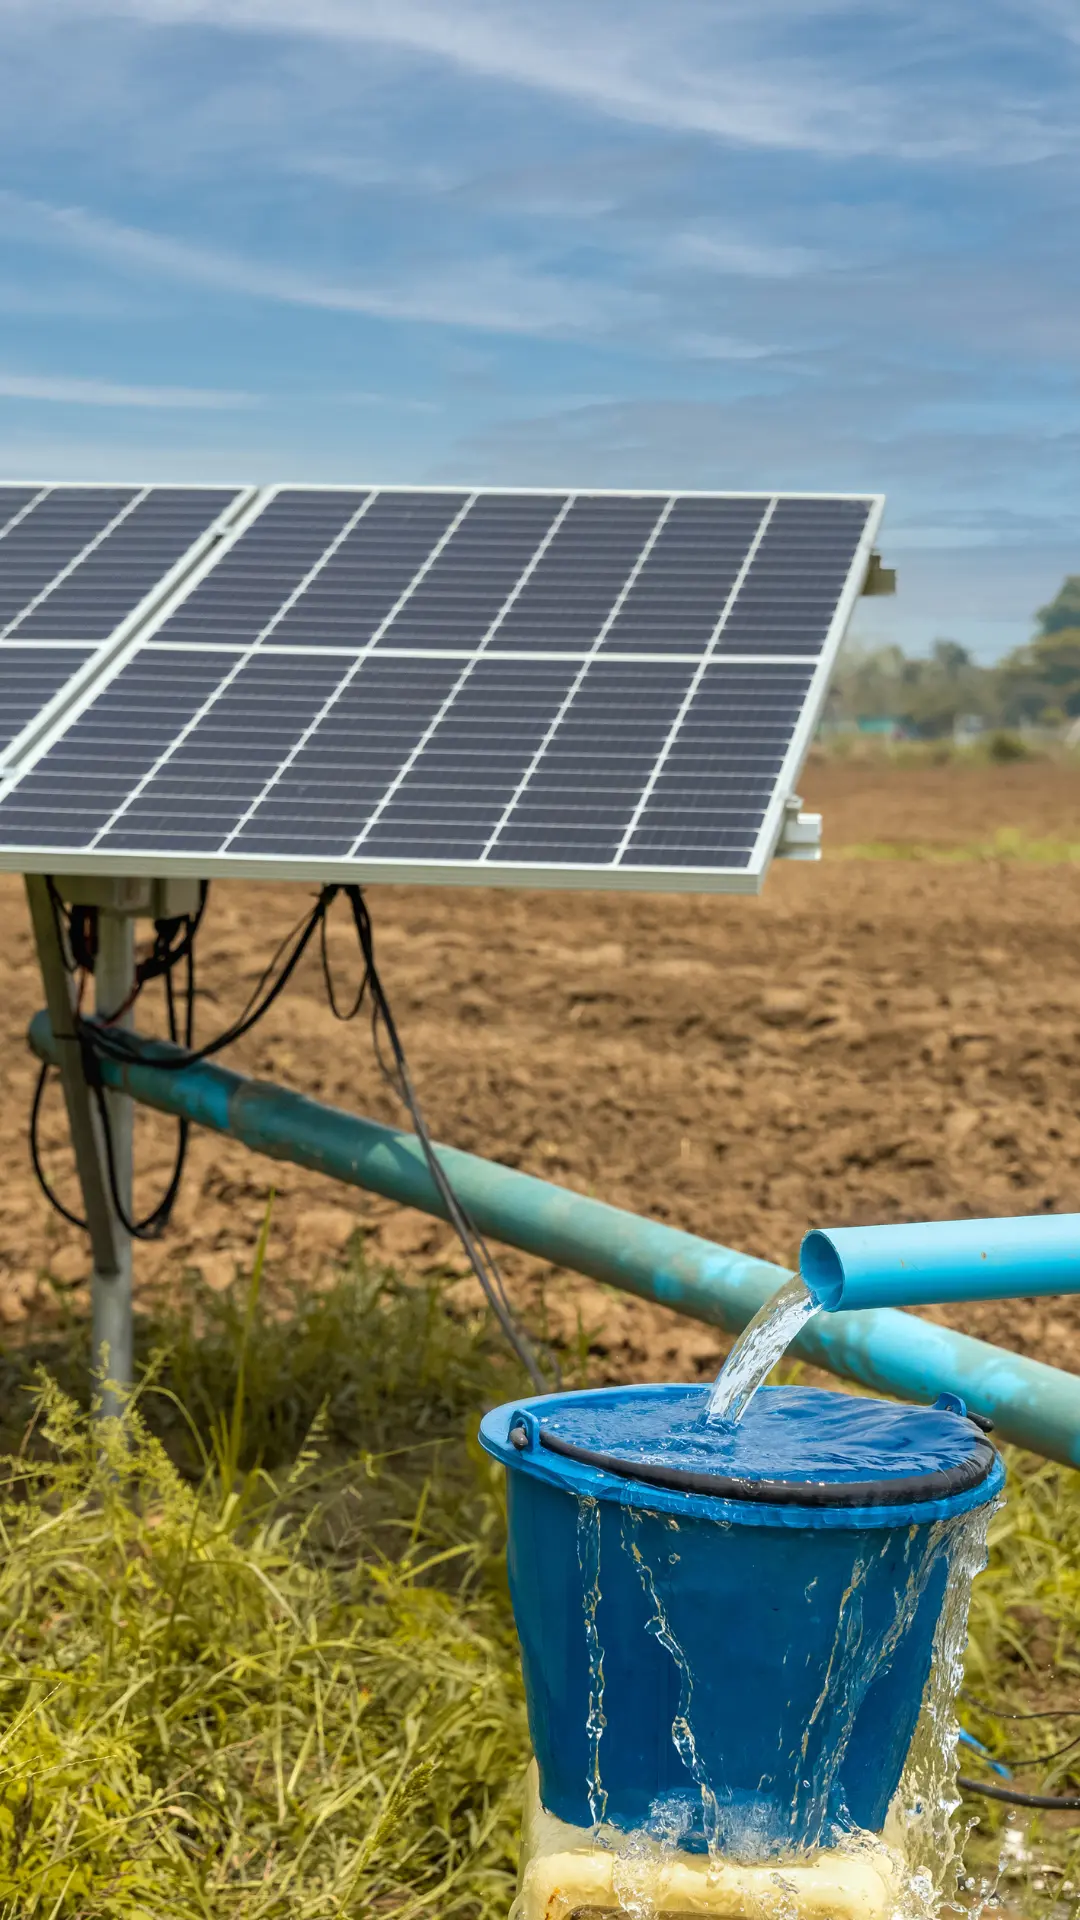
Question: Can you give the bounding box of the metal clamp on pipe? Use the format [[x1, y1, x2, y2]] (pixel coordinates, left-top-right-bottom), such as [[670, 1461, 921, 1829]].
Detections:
[[801, 1215, 1080, 1314]]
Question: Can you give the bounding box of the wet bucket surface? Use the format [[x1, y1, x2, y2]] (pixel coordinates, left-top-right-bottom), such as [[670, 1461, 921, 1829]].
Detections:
[[480, 1384, 1003, 1857]]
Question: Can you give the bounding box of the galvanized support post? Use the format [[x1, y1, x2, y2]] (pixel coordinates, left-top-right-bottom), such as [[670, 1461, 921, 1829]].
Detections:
[[25, 875, 202, 1417], [92, 909, 135, 1411], [25, 879, 131, 1420]]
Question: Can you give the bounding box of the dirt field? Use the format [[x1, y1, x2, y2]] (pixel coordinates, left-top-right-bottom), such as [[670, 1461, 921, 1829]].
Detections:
[[2, 754, 1080, 1383]]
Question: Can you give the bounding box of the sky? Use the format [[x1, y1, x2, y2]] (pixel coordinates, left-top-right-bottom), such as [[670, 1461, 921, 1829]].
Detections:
[[0, 0, 1077, 661]]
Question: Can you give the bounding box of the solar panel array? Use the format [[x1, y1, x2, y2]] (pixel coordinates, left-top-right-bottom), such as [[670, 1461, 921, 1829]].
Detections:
[[0, 484, 241, 758], [0, 484, 881, 891]]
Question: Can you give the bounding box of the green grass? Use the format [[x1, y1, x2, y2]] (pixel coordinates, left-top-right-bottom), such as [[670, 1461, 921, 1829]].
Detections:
[[834, 826, 1080, 865], [0, 1242, 531, 1918], [960, 1450, 1080, 1911], [815, 731, 1052, 768], [0, 1240, 1075, 1916]]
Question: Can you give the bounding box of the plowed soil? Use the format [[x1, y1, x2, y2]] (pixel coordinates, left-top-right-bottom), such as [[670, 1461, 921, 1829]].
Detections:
[[2, 755, 1080, 1383]]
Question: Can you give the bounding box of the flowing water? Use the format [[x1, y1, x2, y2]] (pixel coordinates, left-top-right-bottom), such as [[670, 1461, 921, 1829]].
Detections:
[[623, 1506, 726, 1858], [705, 1273, 820, 1427], [577, 1495, 609, 1828], [562, 1492, 995, 1919], [550, 1271, 999, 1918], [887, 1502, 998, 1918]]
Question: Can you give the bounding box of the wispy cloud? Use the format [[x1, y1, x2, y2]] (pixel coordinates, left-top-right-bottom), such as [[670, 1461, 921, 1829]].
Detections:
[[0, 370, 256, 407], [12, 0, 1078, 162], [666, 228, 829, 281], [673, 332, 780, 362], [0, 188, 636, 339]]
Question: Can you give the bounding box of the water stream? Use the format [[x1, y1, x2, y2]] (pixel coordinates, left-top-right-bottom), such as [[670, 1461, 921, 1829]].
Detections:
[[578, 1505, 995, 1920], [705, 1273, 820, 1427], [577, 1494, 609, 1828], [547, 1271, 1001, 1917], [887, 1502, 998, 1919]]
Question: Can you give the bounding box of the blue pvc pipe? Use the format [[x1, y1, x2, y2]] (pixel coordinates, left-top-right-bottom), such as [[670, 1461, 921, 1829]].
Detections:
[[27, 1010, 1080, 1469], [802, 1216, 1080, 1313]]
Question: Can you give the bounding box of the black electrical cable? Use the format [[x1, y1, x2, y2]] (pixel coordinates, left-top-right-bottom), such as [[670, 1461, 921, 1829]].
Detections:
[[86, 886, 332, 1072], [986, 1730, 1080, 1771], [958, 1775, 1080, 1811], [29, 1061, 89, 1232], [318, 885, 554, 1393], [90, 913, 199, 1241], [30, 883, 204, 1238], [34, 877, 553, 1386], [961, 1690, 1080, 1723]]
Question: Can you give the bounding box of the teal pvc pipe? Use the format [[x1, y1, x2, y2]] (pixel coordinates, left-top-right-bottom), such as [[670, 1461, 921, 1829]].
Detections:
[[802, 1216, 1080, 1313], [27, 1010, 1080, 1469]]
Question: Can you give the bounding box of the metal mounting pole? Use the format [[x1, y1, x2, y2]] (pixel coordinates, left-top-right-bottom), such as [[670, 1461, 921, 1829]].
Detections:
[[26, 875, 201, 1417], [92, 909, 135, 1411], [25, 877, 132, 1418]]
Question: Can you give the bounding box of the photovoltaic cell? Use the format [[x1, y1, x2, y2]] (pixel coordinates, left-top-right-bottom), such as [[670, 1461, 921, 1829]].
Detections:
[[0, 483, 241, 774], [597, 497, 766, 654], [0, 646, 94, 756], [269, 492, 467, 648], [0, 483, 882, 890], [95, 653, 353, 852], [492, 496, 665, 650], [232, 656, 465, 857], [0, 649, 235, 848], [153, 491, 368, 647], [620, 663, 815, 866], [717, 498, 871, 656], [0, 488, 136, 633], [360, 657, 577, 860], [13, 489, 237, 641], [491, 659, 692, 864], [0, 488, 43, 536], [374, 493, 563, 650]]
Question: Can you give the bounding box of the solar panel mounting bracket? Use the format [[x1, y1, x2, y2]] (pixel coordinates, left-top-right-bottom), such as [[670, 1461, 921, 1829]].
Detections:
[[776, 796, 822, 862], [862, 551, 897, 597], [51, 874, 204, 919]]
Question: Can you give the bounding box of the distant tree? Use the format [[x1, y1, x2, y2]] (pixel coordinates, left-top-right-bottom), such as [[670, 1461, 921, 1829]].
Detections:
[[1036, 577, 1080, 637], [932, 639, 971, 677], [997, 629, 1080, 723], [826, 637, 997, 736]]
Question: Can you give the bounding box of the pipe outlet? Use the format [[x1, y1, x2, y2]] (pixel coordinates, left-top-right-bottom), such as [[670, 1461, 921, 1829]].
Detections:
[[802, 1214, 1080, 1314]]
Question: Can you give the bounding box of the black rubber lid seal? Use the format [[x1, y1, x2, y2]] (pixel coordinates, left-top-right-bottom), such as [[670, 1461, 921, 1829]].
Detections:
[[537, 1426, 997, 1509]]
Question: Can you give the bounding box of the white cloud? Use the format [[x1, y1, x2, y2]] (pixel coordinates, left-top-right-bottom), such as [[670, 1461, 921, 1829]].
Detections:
[[667, 229, 829, 281], [673, 331, 779, 362], [0, 189, 636, 338], [6, 0, 1074, 163], [0, 371, 256, 407]]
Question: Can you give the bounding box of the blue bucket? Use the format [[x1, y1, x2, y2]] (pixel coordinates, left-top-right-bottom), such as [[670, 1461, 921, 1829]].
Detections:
[[480, 1384, 1002, 1856]]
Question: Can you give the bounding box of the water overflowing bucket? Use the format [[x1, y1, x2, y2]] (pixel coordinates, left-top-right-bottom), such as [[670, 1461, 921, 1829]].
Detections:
[[479, 1384, 1003, 1859]]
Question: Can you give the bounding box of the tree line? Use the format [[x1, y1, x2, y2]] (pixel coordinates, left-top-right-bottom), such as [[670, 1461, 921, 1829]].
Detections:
[[828, 576, 1080, 736]]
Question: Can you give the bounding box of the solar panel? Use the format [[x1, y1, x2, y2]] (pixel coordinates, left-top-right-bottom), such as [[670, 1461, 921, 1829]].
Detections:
[[0, 485, 883, 893], [0, 483, 247, 771]]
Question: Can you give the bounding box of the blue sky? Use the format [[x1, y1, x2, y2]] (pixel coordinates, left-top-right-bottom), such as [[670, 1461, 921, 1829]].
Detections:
[[0, 0, 1077, 660]]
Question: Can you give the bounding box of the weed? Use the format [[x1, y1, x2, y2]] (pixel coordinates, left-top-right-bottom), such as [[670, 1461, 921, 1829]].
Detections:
[[0, 1247, 1075, 1914], [0, 1249, 529, 1918]]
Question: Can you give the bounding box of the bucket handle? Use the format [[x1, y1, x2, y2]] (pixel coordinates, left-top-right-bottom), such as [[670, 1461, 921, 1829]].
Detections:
[[509, 1409, 540, 1452]]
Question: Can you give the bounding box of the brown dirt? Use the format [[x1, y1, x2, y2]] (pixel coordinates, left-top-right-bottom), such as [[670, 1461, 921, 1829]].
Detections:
[[2, 756, 1080, 1384]]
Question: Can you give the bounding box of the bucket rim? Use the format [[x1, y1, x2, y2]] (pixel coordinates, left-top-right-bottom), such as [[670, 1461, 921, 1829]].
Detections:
[[479, 1384, 1006, 1530]]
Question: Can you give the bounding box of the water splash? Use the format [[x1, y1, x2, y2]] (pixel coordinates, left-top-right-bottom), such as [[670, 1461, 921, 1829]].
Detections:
[[623, 1507, 727, 1858], [610, 1793, 695, 1920], [790, 1516, 962, 1874], [706, 1273, 819, 1427], [576, 1495, 608, 1827], [887, 1503, 997, 1918]]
